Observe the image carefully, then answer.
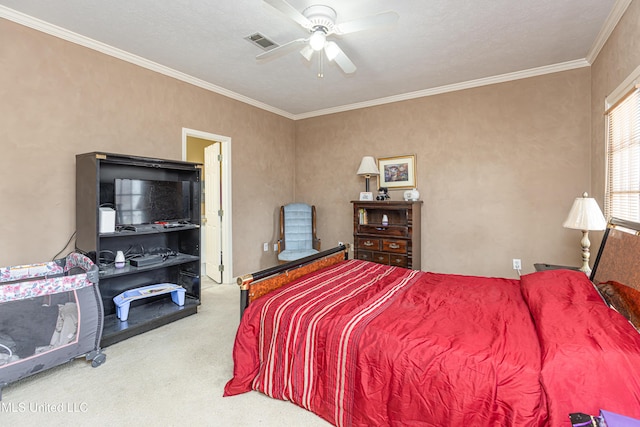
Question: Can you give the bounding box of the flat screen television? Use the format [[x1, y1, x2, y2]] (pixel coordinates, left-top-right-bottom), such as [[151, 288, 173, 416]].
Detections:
[[115, 178, 191, 226]]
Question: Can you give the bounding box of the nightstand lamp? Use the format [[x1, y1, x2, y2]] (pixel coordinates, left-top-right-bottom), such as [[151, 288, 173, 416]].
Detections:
[[562, 192, 607, 275], [356, 156, 379, 192]]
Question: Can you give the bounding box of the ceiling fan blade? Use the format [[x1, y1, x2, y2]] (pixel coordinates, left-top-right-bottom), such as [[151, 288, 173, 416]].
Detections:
[[334, 11, 399, 35], [325, 41, 356, 74], [256, 38, 308, 60], [263, 0, 313, 29]]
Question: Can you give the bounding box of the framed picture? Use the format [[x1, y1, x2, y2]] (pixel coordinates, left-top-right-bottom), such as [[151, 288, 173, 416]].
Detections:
[[377, 155, 416, 189], [359, 192, 374, 201]]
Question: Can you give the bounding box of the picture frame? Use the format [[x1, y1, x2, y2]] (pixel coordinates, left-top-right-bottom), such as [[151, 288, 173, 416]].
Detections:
[[377, 155, 416, 189], [359, 192, 374, 201]]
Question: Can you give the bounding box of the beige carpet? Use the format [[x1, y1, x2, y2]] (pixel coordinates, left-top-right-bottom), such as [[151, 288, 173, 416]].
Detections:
[[1, 280, 332, 426]]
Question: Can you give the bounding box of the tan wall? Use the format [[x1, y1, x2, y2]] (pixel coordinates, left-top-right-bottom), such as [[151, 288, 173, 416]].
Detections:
[[591, 0, 640, 214], [0, 19, 295, 275], [296, 69, 592, 277], [3, 5, 632, 279]]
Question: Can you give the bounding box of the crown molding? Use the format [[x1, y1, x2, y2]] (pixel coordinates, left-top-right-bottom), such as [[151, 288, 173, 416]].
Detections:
[[0, 5, 605, 121], [585, 0, 632, 64], [0, 6, 296, 120], [293, 59, 591, 120]]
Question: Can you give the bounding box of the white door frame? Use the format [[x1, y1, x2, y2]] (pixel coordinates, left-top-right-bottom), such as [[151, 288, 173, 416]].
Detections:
[[182, 128, 234, 284]]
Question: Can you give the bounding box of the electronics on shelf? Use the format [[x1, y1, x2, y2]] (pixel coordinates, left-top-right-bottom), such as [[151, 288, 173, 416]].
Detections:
[[113, 178, 192, 227]]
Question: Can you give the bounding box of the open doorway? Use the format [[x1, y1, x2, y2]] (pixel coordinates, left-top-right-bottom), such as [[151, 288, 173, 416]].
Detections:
[[182, 128, 233, 284]]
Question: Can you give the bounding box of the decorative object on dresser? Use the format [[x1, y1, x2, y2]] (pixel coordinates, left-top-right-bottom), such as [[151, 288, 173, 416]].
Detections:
[[403, 188, 420, 201], [75, 152, 202, 347], [359, 192, 374, 201], [376, 187, 390, 200], [377, 154, 416, 189], [356, 155, 380, 193], [562, 192, 607, 275], [352, 200, 421, 269]]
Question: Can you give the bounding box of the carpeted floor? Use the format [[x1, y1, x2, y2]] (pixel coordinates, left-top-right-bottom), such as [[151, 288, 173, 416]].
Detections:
[[1, 279, 332, 426]]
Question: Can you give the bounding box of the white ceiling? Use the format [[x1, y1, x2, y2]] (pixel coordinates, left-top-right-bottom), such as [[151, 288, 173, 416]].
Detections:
[[0, 0, 627, 119]]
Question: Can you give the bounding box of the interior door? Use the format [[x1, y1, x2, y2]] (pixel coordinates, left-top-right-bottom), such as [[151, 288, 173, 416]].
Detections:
[[204, 142, 222, 283]]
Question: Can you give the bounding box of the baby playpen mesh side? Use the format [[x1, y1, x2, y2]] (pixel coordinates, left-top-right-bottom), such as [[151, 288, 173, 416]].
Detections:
[[0, 253, 105, 399]]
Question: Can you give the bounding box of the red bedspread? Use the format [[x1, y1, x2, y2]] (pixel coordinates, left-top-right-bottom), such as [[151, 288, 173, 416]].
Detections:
[[225, 260, 640, 426], [520, 270, 640, 426]]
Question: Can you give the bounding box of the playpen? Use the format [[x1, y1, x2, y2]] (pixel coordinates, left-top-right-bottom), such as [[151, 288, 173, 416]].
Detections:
[[0, 252, 105, 399]]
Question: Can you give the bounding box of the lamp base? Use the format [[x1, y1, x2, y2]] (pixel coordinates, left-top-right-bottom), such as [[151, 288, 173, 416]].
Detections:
[[578, 230, 592, 276]]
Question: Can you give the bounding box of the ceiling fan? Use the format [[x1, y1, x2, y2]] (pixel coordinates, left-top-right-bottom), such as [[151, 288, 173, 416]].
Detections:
[[258, 0, 399, 76]]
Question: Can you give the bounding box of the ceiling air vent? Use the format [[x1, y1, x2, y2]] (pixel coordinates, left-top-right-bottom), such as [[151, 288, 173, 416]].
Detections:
[[245, 33, 278, 51]]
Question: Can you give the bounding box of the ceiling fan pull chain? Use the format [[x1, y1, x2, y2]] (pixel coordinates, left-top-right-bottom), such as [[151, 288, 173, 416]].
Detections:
[[318, 52, 324, 78]]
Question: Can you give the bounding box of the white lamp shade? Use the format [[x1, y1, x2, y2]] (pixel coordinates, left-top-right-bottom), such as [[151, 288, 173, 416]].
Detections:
[[357, 156, 380, 176], [562, 193, 607, 231]]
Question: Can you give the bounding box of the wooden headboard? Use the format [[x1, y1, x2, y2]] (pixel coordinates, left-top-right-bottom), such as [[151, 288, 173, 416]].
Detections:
[[236, 244, 349, 317], [591, 217, 640, 293]]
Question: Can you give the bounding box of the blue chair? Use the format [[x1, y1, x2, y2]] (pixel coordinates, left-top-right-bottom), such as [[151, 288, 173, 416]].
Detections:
[[277, 203, 321, 263]]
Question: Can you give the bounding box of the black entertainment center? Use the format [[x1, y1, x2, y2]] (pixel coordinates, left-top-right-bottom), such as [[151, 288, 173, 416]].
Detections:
[[75, 152, 202, 347]]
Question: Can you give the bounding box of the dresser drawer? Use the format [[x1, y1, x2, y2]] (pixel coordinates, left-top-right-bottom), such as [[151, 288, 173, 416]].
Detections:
[[389, 254, 408, 268], [382, 239, 407, 254], [357, 238, 381, 251], [356, 251, 374, 262], [372, 252, 390, 264]]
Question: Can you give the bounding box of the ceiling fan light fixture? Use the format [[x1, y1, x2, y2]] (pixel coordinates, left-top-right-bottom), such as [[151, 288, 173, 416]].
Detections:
[[324, 41, 339, 61], [309, 29, 326, 51], [259, 0, 395, 76], [300, 45, 314, 61]]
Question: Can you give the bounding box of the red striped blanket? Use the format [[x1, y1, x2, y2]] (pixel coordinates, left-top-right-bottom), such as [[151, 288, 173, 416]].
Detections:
[[225, 260, 640, 426], [225, 260, 546, 426]]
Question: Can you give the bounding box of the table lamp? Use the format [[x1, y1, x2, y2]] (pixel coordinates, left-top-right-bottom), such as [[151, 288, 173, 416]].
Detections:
[[562, 192, 607, 275], [356, 156, 380, 192]]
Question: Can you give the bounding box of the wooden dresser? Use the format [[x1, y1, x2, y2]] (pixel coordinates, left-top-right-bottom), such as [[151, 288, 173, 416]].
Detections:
[[351, 200, 422, 269]]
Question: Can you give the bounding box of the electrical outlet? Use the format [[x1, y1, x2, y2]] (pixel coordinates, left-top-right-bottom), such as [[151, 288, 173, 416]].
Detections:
[[263, 242, 269, 252], [273, 243, 278, 252], [512, 258, 522, 270]]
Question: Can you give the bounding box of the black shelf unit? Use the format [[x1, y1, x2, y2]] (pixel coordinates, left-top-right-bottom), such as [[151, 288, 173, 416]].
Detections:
[[76, 152, 202, 347]]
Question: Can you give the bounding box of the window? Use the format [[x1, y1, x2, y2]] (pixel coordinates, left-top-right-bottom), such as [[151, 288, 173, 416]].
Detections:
[[605, 68, 640, 222]]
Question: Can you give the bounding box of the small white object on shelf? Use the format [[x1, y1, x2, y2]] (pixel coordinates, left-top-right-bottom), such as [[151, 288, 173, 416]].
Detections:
[[359, 191, 374, 201], [404, 188, 420, 201], [115, 251, 125, 268]]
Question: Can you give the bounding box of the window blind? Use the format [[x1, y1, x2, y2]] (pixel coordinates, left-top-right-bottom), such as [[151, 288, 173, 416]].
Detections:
[[605, 85, 640, 221]]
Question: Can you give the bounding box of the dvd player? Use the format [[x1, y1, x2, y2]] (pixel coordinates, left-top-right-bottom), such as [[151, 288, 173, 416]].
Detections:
[[122, 224, 162, 232], [130, 255, 164, 267]]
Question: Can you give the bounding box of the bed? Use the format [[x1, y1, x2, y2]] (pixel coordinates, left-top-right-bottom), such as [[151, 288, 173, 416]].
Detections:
[[224, 219, 640, 426]]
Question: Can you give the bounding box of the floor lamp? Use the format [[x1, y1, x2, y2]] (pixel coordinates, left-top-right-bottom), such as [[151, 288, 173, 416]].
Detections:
[[562, 192, 607, 275]]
